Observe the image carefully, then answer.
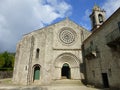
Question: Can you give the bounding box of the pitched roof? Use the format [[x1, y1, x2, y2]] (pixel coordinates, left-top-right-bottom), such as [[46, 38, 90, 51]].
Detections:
[[24, 17, 89, 36]]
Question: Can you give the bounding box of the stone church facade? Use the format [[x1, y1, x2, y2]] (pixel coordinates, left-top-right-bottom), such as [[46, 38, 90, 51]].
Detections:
[[13, 5, 120, 89], [13, 18, 90, 85]]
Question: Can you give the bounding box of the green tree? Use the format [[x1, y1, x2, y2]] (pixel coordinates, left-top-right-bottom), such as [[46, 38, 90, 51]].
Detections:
[[9, 54, 15, 68], [0, 54, 5, 68], [2, 51, 11, 67], [0, 51, 15, 69]]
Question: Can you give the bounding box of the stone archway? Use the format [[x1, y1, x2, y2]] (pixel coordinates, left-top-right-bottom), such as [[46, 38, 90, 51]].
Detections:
[[54, 53, 81, 80]]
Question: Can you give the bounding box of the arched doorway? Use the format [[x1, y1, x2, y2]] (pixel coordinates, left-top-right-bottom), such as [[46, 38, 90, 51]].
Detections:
[[54, 53, 80, 80], [61, 63, 71, 79], [33, 65, 40, 80]]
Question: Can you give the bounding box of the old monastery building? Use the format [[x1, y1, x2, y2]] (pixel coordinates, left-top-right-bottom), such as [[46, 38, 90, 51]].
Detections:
[[13, 5, 120, 89], [13, 16, 90, 85], [83, 6, 120, 89]]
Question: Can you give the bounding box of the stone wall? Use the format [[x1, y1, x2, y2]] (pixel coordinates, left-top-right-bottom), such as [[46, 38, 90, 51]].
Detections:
[[13, 18, 91, 85], [83, 8, 120, 89], [0, 71, 13, 79]]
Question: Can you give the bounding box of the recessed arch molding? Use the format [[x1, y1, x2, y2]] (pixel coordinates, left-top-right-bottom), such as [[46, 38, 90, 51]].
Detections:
[[54, 53, 80, 68]]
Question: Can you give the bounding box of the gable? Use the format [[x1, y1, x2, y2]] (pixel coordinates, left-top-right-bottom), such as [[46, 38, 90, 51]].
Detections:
[[52, 18, 91, 50], [23, 18, 91, 50]]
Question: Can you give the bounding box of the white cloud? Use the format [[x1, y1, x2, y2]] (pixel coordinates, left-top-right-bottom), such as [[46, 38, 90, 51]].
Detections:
[[0, 0, 72, 52], [81, 9, 91, 30], [83, 9, 91, 21], [82, 0, 120, 30], [102, 0, 120, 17]]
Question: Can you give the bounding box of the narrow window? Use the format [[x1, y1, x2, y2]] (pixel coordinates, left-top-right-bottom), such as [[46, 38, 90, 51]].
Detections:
[[108, 69, 112, 76], [98, 14, 103, 23], [25, 66, 27, 70], [92, 70, 95, 77], [90, 41, 93, 46], [90, 41, 93, 50], [118, 21, 120, 30], [96, 46, 101, 58], [36, 48, 40, 58]]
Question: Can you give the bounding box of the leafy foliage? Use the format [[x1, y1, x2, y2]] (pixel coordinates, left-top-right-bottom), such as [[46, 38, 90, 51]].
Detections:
[[0, 54, 5, 68], [0, 51, 15, 70]]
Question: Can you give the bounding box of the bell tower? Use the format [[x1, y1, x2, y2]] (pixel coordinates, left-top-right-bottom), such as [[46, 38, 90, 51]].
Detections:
[[90, 5, 106, 31]]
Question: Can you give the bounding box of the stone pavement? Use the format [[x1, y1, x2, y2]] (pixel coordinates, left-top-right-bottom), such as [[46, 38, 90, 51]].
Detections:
[[0, 79, 103, 90], [46, 79, 100, 90], [46, 85, 100, 90], [0, 85, 101, 90]]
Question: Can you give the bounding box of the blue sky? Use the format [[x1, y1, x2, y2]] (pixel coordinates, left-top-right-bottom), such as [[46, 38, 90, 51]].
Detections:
[[65, 0, 105, 30], [0, 0, 120, 52]]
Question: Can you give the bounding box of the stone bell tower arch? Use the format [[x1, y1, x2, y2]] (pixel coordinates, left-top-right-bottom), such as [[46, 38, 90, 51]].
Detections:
[[90, 4, 106, 31]]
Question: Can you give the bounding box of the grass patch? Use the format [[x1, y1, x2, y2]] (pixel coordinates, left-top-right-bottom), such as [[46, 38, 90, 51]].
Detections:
[[0, 78, 12, 85]]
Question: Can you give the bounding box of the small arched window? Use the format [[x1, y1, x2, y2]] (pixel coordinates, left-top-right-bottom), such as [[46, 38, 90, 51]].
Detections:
[[98, 14, 103, 23], [36, 48, 40, 58]]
